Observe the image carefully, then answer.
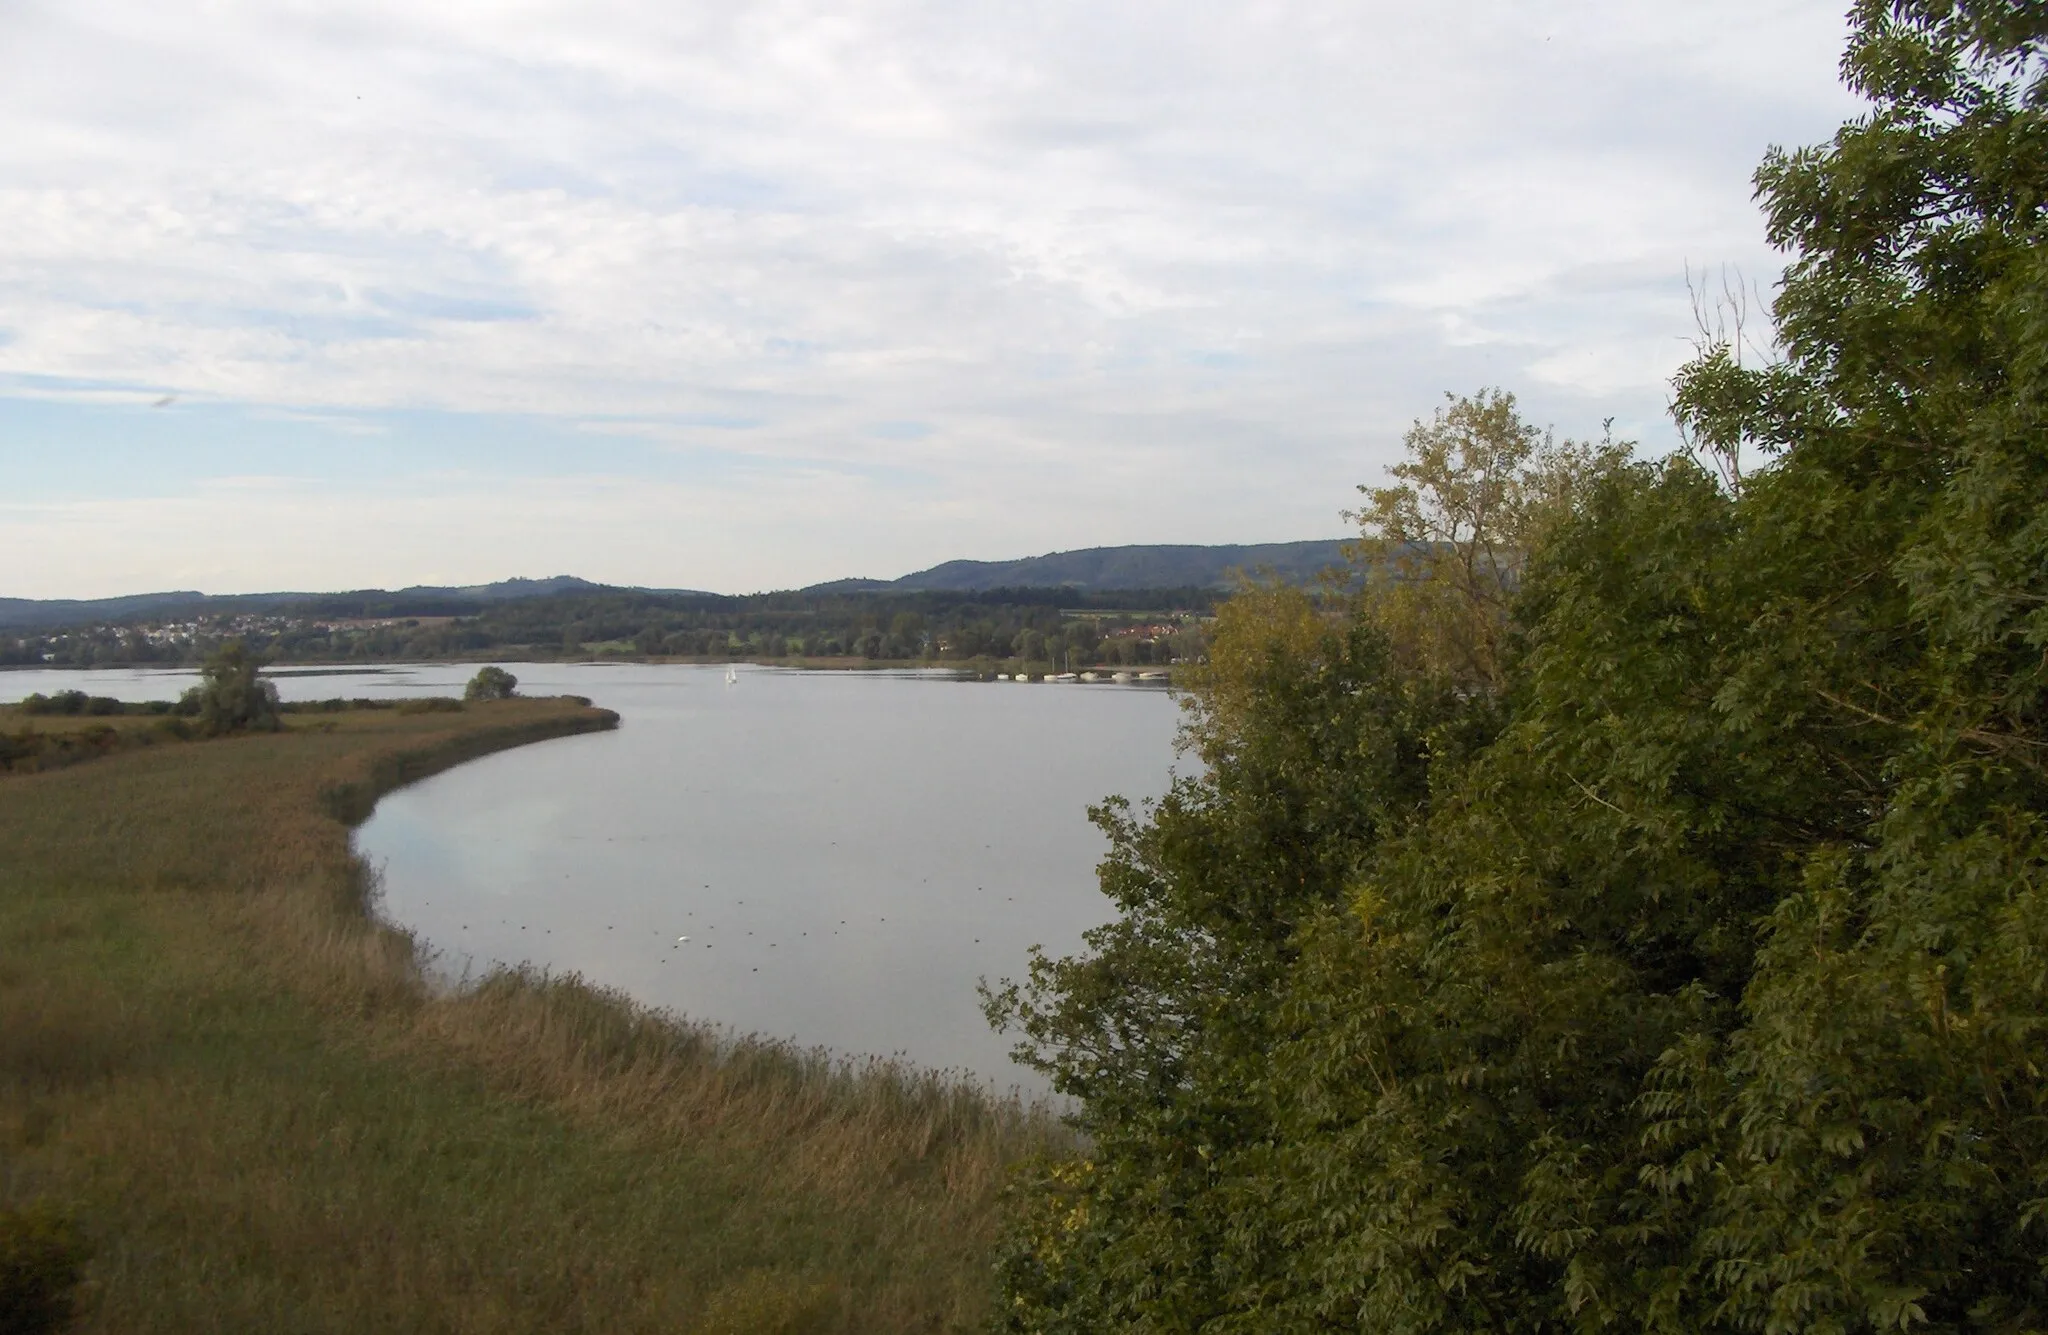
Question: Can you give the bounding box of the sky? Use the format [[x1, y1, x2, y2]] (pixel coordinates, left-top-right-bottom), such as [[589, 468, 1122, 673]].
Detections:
[[0, 0, 1861, 599]]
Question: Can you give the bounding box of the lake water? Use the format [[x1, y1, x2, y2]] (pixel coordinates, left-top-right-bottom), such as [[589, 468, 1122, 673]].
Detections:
[[3, 663, 1182, 1091]]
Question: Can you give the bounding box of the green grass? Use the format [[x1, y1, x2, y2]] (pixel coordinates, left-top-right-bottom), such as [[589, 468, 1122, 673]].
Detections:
[[0, 699, 1066, 1332]]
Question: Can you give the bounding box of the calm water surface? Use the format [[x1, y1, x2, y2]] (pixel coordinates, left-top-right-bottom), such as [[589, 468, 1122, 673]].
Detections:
[[5, 663, 1181, 1090]]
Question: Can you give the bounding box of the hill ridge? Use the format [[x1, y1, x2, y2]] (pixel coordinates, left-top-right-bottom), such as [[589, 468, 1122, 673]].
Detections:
[[0, 541, 1353, 629]]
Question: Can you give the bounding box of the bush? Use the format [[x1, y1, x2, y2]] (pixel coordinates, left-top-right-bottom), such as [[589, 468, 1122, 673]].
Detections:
[[463, 666, 517, 702], [15, 691, 106, 717], [0, 1203, 92, 1334], [0, 724, 155, 775], [176, 642, 280, 737]]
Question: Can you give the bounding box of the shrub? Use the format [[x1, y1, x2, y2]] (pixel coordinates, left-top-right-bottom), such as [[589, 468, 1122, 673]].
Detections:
[[0, 724, 150, 775], [463, 666, 517, 702], [176, 642, 280, 737], [17, 692, 89, 716]]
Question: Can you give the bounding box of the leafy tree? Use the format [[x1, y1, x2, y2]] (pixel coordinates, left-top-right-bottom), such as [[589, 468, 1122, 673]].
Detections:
[[463, 665, 518, 701], [1637, 2, 2048, 1323], [987, 5, 2048, 1329], [178, 641, 280, 736], [1350, 389, 1624, 689], [986, 580, 1468, 1328]]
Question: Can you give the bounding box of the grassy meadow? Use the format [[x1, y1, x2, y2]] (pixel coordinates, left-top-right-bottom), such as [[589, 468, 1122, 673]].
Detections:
[[0, 696, 1067, 1332]]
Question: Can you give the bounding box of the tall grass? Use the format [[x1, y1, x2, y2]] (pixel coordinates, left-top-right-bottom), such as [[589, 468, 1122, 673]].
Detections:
[[0, 698, 1068, 1332]]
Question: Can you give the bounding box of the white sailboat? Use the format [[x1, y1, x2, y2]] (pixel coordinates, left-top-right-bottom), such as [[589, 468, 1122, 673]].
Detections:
[[725, 665, 738, 686]]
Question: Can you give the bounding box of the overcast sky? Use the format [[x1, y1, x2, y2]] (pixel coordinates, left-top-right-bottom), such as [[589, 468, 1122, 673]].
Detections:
[[1, 0, 1858, 598]]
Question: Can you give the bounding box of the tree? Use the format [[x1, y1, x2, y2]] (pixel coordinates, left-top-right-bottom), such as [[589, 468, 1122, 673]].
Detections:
[[986, 580, 1466, 1329], [178, 641, 280, 736], [463, 666, 517, 701], [1350, 388, 1623, 689], [1638, 3, 2048, 1323], [986, 5, 2048, 1328]]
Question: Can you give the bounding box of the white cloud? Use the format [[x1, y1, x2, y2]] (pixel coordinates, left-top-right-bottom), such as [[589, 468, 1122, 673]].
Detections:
[[0, 0, 1858, 596]]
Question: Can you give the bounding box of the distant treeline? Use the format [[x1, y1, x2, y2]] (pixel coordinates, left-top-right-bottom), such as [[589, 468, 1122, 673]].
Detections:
[[1, 586, 1223, 669]]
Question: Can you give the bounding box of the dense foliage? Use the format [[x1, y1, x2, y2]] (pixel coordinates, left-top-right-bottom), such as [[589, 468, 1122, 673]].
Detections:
[[464, 666, 518, 701], [988, 5, 2048, 1330], [0, 720, 171, 775], [178, 642, 281, 737], [16, 690, 127, 716]]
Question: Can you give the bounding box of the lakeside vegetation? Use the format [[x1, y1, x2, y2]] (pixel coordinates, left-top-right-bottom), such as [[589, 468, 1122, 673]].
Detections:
[[982, 6, 2048, 1329], [5, 4, 2044, 1332], [0, 690, 1066, 1331]]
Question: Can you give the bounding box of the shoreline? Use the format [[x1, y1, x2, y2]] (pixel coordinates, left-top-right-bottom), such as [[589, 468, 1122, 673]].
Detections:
[[3, 655, 1184, 684], [3, 694, 1065, 1327]]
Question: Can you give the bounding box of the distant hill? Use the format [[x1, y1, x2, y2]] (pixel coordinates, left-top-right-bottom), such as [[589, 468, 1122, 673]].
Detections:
[[0, 590, 293, 630], [423, 576, 624, 603], [834, 540, 1354, 594], [0, 544, 1353, 631], [0, 576, 710, 630]]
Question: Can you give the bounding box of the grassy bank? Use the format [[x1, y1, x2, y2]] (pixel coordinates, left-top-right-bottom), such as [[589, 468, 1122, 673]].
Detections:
[[0, 698, 1066, 1332]]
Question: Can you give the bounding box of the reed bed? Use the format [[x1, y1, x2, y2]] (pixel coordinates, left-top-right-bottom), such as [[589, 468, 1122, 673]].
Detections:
[[0, 698, 1070, 1332]]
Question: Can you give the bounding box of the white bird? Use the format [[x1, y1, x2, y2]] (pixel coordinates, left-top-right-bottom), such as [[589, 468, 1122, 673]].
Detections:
[[677, 935, 690, 942]]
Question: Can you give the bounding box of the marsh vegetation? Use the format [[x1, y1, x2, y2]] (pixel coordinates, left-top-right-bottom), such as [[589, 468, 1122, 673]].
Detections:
[[0, 697, 1067, 1332]]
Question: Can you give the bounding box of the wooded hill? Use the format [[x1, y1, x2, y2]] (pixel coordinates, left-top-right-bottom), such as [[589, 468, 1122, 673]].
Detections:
[[0, 577, 703, 632], [820, 540, 1351, 593], [0, 542, 1350, 633]]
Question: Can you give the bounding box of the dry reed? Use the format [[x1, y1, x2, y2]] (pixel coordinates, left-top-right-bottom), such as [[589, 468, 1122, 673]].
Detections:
[[0, 697, 1070, 1332]]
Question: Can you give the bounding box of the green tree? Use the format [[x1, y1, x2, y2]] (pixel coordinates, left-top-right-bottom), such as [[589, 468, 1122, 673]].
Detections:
[[178, 641, 280, 737], [987, 5, 2048, 1328], [1351, 388, 1623, 688], [986, 574, 1479, 1328], [463, 666, 518, 701]]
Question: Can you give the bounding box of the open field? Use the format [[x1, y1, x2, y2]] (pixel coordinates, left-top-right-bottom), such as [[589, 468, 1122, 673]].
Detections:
[[0, 698, 1067, 1332]]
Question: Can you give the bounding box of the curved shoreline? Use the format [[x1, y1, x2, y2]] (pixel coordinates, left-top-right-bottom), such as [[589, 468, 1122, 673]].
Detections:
[[1, 692, 1064, 1327], [317, 697, 619, 827]]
